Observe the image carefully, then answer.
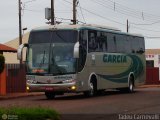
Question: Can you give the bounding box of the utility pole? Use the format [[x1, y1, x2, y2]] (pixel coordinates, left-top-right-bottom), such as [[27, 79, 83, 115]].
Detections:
[[51, 0, 55, 25], [127, 19, 129, 33], [73, 0, 77, 24], [18, 0, 22, 64]]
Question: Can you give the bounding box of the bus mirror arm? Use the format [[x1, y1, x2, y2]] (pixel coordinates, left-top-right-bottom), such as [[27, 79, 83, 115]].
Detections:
[[73, 42, 80, 58], [17, 43, 28, 60]]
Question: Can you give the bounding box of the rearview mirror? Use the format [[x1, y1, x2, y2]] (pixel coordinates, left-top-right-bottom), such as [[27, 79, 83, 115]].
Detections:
[[17, 43, 28, 60], [73, 42, 79, 58]]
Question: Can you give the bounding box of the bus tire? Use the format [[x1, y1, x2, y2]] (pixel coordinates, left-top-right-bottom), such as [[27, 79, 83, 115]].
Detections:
[[83, 79, 97, 97], [118, 75, 135, 93], [45, 92, 55, 100], [128, 75, 135, 93]]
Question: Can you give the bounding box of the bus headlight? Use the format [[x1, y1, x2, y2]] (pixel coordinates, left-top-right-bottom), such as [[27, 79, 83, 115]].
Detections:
[[71, 86, 76, 90], [26, 86, 30, 91]]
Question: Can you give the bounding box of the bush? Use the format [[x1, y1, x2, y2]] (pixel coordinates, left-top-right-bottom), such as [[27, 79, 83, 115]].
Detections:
[[0, 107, 60, 120], [0, 54, 5, 73]]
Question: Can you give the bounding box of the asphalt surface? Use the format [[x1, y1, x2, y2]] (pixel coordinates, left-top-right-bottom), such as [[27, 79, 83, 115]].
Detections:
[[0, 87, 160, 120]]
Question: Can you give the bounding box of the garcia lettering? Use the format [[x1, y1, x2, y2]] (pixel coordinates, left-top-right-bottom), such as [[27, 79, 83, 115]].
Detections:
[[103, 54, 127, 63]]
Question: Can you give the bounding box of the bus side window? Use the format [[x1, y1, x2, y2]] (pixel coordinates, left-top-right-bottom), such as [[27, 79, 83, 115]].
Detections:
[[104, 33, 108, 52], [131, 36, 139, 53], [107, 33, 117, 53], [79, 30, 87, 72], [125, 36, 132, 53], [113, 35, 117, 52], [136, 37, 145, 53], [97, 32, 108, 52], [96, 32, 101, 52], [116, 35, 126, 53], [79, 30, 87, 50], [88, 31, 97, 52]]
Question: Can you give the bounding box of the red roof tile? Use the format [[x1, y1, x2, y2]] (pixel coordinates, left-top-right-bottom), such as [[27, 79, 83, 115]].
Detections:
[[0, 44, 17, 53]]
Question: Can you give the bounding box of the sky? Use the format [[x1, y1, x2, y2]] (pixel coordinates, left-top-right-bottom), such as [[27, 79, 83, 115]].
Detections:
[[0, 0, 160, 49]]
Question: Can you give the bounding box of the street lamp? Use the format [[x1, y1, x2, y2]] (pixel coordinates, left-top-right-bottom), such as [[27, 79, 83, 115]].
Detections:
[[22, 27, 27, 36]]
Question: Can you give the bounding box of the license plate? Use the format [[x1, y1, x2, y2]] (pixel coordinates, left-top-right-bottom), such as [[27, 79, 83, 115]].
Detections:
[[45, 87, 54, 91]]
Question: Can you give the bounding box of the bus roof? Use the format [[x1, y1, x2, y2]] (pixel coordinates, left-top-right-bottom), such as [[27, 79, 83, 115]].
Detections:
[[32, 24, 144, 38]]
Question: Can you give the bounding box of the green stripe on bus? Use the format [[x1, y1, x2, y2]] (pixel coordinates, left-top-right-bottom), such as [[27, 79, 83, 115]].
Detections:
[[98, 55, 144, 83]]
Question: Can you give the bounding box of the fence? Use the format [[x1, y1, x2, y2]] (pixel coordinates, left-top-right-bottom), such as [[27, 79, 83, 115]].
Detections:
[[146, 67, 160, 84], [1, 64, 160, 95], [6, 64, 26, 93]]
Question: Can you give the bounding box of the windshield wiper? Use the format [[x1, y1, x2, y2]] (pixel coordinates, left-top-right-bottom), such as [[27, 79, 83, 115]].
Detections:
[[50, 57, 65, 75]]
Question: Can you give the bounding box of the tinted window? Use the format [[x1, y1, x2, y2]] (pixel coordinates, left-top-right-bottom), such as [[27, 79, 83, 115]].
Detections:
[[88, 30, 108, 52], [125, 36, 132, 53], [79, 30, 87, 72], [88, 30, 98, 52], [29, 30, 78, 44], [107, 33, 116, 53], [87, 30, 144, 54], [97, 32, 108, 52], [29, 31, 51, 43], [116, 35, 126, 52], [130, 36, 145, 53], [137, 37, 145, 50]]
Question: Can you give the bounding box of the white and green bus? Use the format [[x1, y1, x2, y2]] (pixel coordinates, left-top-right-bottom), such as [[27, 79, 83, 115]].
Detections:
[[17, 24, 146, 99]]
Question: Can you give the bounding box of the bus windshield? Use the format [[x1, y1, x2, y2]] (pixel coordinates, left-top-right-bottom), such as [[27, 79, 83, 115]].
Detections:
[[26, 30, 78, 75], [49, 43, 76, 75], [26, 43, 50, 74]]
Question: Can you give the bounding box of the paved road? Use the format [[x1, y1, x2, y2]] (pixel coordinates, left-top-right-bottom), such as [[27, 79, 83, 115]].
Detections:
[[0, 87, 160, 120]]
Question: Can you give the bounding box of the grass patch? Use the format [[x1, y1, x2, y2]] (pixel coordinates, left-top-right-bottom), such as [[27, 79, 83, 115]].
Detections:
[[0, 107, 60, 120]]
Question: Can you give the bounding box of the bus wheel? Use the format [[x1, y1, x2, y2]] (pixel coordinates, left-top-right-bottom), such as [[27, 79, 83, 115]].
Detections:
[[83, 80, 96, 97], [128, 76, 134, 93], [45, 92, 55, 100]]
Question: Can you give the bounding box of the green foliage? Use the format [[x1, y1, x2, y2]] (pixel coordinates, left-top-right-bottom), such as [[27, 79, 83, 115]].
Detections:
[[0, 107, 60, 120], [0, 54, 5, 73]]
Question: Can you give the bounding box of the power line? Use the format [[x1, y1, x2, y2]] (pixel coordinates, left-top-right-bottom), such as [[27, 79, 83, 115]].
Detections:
[[130, 20, 160, 26], [21, 0, 160, 38], [63, 0, 125, 26], [24, 0, 37, 4], [78, 0, 86, 24], [102, 0, 160, 22], [23, 8, 71, 14], [87, 0, 160, 32], [92, 0, 144, 20], [130, 24, 160, 33], [22, 8, 42, 13], [93, 0, 160, 23], [63, 0, 160, 33]]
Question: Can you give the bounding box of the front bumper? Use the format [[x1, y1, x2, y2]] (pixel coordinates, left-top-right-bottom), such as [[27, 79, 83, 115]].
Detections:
[[27, 82, 76, 92]]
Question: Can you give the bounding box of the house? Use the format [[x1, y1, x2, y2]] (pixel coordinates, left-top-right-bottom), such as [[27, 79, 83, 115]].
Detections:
[[0, 44, 17, 54], [3, 32, 29, 63], [146, 49, 160, 84]]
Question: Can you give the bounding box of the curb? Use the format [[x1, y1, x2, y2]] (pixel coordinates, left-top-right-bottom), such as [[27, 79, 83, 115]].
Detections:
[[0, 92, 44, 100], [138, 84, 160, 88]]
